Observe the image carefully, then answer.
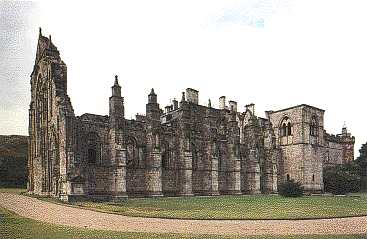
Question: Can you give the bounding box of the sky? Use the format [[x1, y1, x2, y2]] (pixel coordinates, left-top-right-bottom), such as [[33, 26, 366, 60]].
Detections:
[[0, 0, 366, 156]]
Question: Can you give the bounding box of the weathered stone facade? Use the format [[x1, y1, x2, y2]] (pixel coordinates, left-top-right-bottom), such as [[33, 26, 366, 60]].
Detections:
[[28, 31, 355, 201], [267, 106, 354, 192]]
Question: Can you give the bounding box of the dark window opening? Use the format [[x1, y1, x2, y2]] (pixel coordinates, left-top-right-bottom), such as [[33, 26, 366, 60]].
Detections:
[[280, 117, 292, 137], [88, 148, 96, 164], [287, 122, 292, 136], [312, 174, 315, 182], [286, 174, 290, 181], [281, 123, 287, 137]]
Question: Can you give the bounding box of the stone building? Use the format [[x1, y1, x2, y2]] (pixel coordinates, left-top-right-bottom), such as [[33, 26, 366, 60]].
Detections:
[[28, 30, 355, 201]]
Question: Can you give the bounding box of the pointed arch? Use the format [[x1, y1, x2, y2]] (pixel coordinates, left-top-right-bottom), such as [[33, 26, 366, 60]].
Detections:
[[125, 136, 139, 168], [279, 116, 292, 137], [86, 132, 101, 165], [161, 140, 171, 169]]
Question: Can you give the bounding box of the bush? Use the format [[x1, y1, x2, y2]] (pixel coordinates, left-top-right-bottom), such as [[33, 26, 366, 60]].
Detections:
[[323, 163, 361, 195], [278, 179, 304, 197]]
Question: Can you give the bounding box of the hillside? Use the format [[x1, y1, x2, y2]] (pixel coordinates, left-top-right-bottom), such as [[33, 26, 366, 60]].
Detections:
[[0, 135, 28, 187]]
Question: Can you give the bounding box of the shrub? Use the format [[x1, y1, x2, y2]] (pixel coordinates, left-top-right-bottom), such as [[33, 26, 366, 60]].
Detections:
[[278, 179, 304, 197], [323, 163, 361, 195]]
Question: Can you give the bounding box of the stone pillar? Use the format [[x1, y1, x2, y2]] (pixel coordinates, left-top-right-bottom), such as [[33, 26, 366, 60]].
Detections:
[[244, 149, 261, 194], [145, 146, 163, 196], [226, 144, 241, 195], [112, 146, 127, 200], [263, 150, 276, 193], [225, 113, 241, 195], [241, 116, 263, 194], [145, 89, 163, 197], [176, 135, 193, 196], [207, 142, 219, 195]]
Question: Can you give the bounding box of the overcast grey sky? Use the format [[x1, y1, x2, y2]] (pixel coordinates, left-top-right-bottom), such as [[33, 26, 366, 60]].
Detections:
[[1, 0, 366, 156]]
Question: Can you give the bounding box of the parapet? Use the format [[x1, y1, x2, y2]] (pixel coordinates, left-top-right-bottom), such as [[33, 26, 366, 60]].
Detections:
[[186, 88, 199, 104], [245, 103, 255, 115], [229, 101, 237, 112], [135, 114, 146, 122], [219, 96, 226, 109]]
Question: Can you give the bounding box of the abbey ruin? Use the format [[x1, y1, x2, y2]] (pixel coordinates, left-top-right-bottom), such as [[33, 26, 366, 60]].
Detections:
[[28, 30, 355, 201]]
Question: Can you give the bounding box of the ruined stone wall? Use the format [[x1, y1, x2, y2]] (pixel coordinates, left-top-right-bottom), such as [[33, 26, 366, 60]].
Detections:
[[73, 115, 110, 195], [122, 120, 148, 196], [29, 32, 354, 200], [324, 139, 344, 166], [29, 31, 73, 199], [324, 131, 355, 167]]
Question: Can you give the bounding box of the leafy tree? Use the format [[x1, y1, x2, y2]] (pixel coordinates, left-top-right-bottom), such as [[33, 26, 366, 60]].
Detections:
[[323, 163, 361, 195], [356, 143, 367, 191], [278, 179, 304, 197]]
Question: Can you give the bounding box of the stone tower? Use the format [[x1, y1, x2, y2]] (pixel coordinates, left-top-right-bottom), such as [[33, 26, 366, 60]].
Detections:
[[108, 76, 127, 200], [340, 125, 355, 163], [145, 89, 163, 196], [267, 105, 325, 192]]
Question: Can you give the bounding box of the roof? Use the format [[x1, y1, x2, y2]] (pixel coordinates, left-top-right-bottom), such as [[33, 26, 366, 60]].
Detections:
[[79, 113, 109, 123], [267, 104, 325, 114]]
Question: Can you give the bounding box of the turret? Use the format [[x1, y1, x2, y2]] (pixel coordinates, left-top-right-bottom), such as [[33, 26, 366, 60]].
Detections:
[[146, 88, 160, 120], [109, 75, 124, 121], [340, 123, 355, 163], [112, 75, 121, 97], [108, 75, 127, 199], [148, 88, 157, 104], [145, 88, 163, 196], [342, 122, 348, 137]]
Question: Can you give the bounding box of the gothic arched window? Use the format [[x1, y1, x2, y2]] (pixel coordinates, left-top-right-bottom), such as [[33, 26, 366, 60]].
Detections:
[[162, 142, 171, 169], [87, 132, 100, 164], [88, 148, 97, 164], [280, 117, 292, 137], [126, 136, 138, 168]]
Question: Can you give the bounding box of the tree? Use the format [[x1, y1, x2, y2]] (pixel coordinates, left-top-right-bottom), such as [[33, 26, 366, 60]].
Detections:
[[356, 143, 367, 191], [323, 163, 361, 195]]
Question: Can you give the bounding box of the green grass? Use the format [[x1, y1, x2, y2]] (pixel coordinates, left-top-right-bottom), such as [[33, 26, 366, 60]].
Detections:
[[0, 206, 366, 239], [3, 187, 367, 220], [1, 188, 367, 238], [72, 194, 367, 220]]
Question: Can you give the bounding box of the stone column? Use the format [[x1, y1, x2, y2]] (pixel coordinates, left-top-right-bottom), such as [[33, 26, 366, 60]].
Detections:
[[177, 136, 193, 196], [112, 146, 127, 201], [226, 144, 241, 195], [244, 149, 261, 194], [226, 114, 241, 195], [145, 146, 163, 196], [208, 142, 219, 195]]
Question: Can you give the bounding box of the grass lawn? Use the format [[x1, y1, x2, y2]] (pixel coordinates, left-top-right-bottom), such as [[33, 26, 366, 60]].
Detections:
[[71, 194, 367, 220], [1, 188, 367, 238], [0, 206, 366, 239], [2, 187, 367, 220]]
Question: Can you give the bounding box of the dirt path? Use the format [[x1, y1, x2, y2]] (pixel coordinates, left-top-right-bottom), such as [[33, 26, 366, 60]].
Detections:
[[1, 193, 366, 236]]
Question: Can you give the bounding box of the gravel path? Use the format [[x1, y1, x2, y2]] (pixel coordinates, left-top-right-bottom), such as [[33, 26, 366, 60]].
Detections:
[[1, 193, 367, 236]]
